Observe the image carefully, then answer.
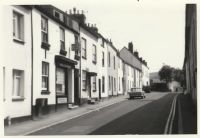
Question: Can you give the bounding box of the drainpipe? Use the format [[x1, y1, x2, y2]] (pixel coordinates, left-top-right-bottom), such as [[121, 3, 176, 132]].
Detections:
[[79, 29, 82, 105], [31, 7, 34, 120]]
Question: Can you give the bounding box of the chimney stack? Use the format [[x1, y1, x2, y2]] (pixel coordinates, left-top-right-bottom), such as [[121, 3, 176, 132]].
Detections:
[[73, 7, 76, 14], [134, 51, 139, 58], [128, 42, 133, 53]]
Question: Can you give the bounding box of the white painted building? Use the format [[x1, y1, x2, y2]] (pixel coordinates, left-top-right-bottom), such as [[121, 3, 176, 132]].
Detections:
[[79, 25, 99, 103], [117, 55, 124, 95], [107, 41, 118, 96], [97, 36, 108, 99], [2, 5, 32, 122], [141, 62, 150, 87], [31, 5, 80, 115], [120, 46, 142, 94]]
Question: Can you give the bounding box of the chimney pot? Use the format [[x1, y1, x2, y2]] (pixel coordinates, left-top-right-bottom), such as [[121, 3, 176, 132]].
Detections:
[[128, 42, 133, 53], [73, 7, 76, 14]]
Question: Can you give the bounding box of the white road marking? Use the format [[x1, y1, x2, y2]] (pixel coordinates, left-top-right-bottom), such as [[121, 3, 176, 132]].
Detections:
[[164, 94, 179, 134], [169, 94, 178, 134]]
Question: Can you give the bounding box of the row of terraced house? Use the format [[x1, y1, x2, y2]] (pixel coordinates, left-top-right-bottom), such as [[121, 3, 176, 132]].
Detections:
[[1, 5, 149, 125]]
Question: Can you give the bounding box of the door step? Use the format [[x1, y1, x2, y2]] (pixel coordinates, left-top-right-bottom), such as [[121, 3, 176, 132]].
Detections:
[[68, 104, 79, 109], [88, 99, 96, 104]]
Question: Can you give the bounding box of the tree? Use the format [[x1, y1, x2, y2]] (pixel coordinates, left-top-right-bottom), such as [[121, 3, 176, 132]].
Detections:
[[172, 68, 185, 86], [158, 65, 185, 86], [158, 65, 173, 83]]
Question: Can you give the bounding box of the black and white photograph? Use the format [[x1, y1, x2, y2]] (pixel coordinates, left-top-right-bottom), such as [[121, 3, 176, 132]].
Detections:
[[0, 0, 198, 136]]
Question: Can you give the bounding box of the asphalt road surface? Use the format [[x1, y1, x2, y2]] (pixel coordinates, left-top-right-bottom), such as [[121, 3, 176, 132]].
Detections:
[[29, 92, 176, 135]]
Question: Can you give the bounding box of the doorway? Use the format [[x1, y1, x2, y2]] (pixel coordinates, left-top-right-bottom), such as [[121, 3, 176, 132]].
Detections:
[[99, 79, 101, 99], [74, 69, 79, 105]]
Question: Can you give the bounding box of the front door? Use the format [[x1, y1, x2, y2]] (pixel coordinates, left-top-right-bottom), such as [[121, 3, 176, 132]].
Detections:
[[87, 76, 91, 98], [74, 69, 79, 105], [99, 79, 101, 99]]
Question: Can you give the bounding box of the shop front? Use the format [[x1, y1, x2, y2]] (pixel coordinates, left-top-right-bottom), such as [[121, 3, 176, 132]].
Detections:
[[55, 55, 77, 110]]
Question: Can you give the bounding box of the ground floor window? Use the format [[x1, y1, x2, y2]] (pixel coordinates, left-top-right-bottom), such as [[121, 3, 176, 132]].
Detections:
[[13, 69, 24, 98], [82, 71, 86, 91], [56, 68, 66, 95], [93, 76, 96, 91], [42, 62, 49, 91]]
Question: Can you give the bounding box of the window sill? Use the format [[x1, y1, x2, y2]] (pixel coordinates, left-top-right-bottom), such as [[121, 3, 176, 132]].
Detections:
[[92, 61, 97, 64], [41, 42, 50, 50], [12, 97, 25, 101], [13, 38, 25, 45], [41, 90, 51, 95], [56, 94, 67, 97], [60, 49, 67, 56], [82, 56, 87, 60]]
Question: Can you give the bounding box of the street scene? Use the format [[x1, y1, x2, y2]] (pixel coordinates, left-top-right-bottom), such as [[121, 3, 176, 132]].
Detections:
[[1, 0, 198, 136]]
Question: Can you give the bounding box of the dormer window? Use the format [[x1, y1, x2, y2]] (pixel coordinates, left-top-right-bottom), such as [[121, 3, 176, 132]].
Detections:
[[54, 10, 64, 22]]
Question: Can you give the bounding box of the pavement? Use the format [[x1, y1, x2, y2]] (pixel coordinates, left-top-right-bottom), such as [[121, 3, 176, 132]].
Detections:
[[4, 94, 129, 136], [173, 92, 197, 134]]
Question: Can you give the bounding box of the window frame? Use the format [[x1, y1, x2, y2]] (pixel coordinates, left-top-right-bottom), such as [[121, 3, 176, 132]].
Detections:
[[102, 52, 105, 67], [74, 35, 79, 56], [54, 10, 64, 22], [93, 76, 97, 92], [82, 71, 87, 91], [108, 52, 111, 67], [60, 27, 65, 50], [41, 16, 48, 44], [12, 69, 24, 100], [13, 11, 24, 42], [81, 37, 87, 59], [92, 44, 97, 64], [102, 76, 105, 93], [42, 61, 49, 93]]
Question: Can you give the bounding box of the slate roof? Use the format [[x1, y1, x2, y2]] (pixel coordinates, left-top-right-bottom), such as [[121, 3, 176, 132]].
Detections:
[[119, 47, 142, 71]]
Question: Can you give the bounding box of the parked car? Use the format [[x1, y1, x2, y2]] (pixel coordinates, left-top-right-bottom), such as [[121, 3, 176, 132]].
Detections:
[[143, 86, 151, 93], [128, 88, 146, 99]]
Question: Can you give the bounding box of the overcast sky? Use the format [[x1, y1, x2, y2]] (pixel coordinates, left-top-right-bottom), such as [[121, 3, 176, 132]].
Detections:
[[53, 0, 199, 72], [2, 0, 198, 72]]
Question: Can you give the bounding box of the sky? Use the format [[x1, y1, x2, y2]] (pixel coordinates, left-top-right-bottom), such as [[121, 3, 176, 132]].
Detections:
[[53, 0, 197, 72], [1, 0, 198, 72]]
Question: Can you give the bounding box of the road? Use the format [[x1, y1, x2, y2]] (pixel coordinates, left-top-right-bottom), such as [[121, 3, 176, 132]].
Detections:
[[29, 92, 177, 135]]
